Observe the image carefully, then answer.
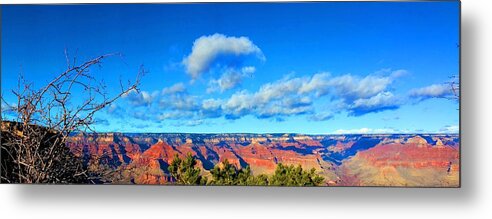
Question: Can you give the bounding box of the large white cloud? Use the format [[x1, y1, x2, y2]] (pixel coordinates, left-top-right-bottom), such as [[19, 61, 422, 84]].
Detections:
[[182, 33, 264, 79]]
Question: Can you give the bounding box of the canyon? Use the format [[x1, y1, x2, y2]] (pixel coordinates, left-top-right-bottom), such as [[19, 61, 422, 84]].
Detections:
[[67, 133, 460, 187]]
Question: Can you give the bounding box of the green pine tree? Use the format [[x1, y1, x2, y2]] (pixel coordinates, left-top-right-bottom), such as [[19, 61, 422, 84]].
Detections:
[[210, 159, 240, 185], [269, 163, 324, 186], [168, 153, 207, 185]]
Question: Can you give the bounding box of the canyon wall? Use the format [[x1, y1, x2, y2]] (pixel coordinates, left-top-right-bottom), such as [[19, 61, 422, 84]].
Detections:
[[67, 133, 460, 187]]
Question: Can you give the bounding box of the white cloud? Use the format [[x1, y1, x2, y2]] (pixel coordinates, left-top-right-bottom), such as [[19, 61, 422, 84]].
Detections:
[[241, 66, 256, 75], [200, 98, 223, 118], [220, 77, 314, 120], [351, 91, 398, 109], [254, 76, 305, 104], [309, 111, 334, 121], [132, 110, 153, 121], [327, 74, 394, 100], [182, 33, 264, 79], [298, 69, 405, 100], [389, 69, 408, 79], [220, 76, 307, 119], [439, 125, 459, 133], [106, 104, 127, 119], [257, 104, 311, 119], [160, 93, 199, 111], [207, 69, 247, 93], [347, 92, 401, 116], [117, 69, 410, 122], [298, 72, 331, 96], [123, 90, 158, 107], [162, 83, 186, 94], [409, 84, 453, 99], [257, 96, 313, 119], [159, 83, 200, 111], [202, 98, 222, 111], [158, 111, 194, 120], [333, 127, 400, 134], [223, 90, 255, 118], [173, 120, 209, 127], [220, 70, 406, 119], [107, 104, 118, 113]]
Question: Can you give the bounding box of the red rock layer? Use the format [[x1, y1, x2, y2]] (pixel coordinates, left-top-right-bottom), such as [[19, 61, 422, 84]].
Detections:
[[66, 133, 460, 186]]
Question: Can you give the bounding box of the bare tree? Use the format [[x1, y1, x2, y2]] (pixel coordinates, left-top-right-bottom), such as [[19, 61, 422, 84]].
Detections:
[[1, 52, 144, 183], [448, 75, 460, 100]]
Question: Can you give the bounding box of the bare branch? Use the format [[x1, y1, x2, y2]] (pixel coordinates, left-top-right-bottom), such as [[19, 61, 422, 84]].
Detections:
[[1, 52, 143, 183]]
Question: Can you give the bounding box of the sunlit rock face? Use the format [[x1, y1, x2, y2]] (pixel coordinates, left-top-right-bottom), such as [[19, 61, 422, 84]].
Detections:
[[67, 133, 459, 186]]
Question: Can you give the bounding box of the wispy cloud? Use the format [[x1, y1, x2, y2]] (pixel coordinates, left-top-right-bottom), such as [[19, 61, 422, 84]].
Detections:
[[409, 84, 453, 100], [206, 66, 255, 93], [94, 118, 110, 126], [439, 125, 459, 133], [159, 83, 199, 111], [162, 82, 186, 94], [308, 111, 334, 121], [106, 104, 125, 118], [333, 127, 402, 134], [172, 119, 211, 127]]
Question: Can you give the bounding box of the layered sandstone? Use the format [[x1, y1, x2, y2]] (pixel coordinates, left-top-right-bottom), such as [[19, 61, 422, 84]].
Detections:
[[66, 133, 460, 186]]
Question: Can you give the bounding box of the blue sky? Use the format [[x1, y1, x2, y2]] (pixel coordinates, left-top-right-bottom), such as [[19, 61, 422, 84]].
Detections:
[[1, 2, 459, 134]]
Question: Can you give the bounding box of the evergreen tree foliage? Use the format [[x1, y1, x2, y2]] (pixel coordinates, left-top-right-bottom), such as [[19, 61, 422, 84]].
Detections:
[[209, 159, 266, 185], [251, 174, 269, 186], [269, 163, 325, 186], [167, 155, 325, 186], [210, 159, 244, 185], [168, 153, 207, 185]]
